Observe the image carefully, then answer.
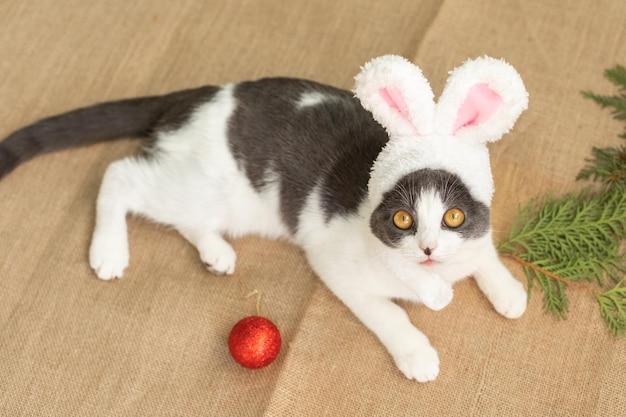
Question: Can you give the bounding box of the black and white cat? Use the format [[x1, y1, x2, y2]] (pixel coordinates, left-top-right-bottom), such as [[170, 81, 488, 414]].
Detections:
[[0, 55, 528, 382]]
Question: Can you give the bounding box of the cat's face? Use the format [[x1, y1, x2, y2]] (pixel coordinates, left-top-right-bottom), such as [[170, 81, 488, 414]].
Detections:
[[370, 169, 490, 267]]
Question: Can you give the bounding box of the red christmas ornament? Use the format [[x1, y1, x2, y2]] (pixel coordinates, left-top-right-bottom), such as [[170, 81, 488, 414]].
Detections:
[[228, 316, 281, 369]]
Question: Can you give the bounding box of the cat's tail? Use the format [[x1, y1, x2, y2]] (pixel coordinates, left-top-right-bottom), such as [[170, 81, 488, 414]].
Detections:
[[0, 86, 218, 180]]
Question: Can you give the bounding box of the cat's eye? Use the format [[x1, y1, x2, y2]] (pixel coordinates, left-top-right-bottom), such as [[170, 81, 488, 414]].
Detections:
[[443, 208, 465, 228], [393, 210, 414, 230]]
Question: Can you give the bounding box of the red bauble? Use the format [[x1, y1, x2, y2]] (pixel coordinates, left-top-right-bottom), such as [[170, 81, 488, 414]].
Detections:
[[228, 316, 281, 369]]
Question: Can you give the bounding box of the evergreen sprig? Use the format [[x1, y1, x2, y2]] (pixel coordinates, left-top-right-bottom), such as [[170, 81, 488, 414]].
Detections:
[[498, 190, 626, 322], [499, 64, 626, 337], [596, 281, 626, 338], [577, 65, 626, 189], [581, 65, 626, 121]]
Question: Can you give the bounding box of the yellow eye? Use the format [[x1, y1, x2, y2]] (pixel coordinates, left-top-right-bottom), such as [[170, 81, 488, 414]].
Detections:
[[443, 208, 465, 228], [393, 210, 414, 230]]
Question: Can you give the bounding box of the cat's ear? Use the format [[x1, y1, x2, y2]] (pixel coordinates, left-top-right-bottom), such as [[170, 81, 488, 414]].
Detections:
[[354, 55, 435, 137], [434, 56, 528, 144]]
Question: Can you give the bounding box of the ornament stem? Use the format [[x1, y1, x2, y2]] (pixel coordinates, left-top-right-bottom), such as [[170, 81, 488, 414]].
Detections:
[[246, 289, 262, 316]]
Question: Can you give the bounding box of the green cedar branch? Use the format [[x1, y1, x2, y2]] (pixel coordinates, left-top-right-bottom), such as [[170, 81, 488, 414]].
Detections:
[[596, 282, 626, 338], [578, 65, 626, 188], [498, 64, 626, 336]]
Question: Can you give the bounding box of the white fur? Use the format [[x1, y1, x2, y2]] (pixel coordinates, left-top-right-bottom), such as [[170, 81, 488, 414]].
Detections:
[[89, 57, 528, 382], [297, 91, 331, 108]]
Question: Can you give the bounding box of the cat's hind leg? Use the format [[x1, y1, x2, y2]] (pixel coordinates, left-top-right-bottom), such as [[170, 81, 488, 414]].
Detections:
[[89, 154, 238, 279], [178, 228, 236, 275], [89, 157, 153, 280]]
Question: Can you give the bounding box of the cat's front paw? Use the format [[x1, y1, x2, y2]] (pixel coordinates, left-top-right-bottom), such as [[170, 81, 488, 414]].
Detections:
[[89, 232, 129, 280], [392, 342, 440, 383], [419, 276, 453, 311], [490, 279, 527, 319]]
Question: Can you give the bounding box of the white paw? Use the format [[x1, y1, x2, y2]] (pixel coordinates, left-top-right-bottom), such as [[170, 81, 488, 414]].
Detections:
[[199, 240, 236, 276], [393, 342, 440, 383], [89, 231, 129, 280], [419, 276, 453, 311], [490, 279, 527, 319]]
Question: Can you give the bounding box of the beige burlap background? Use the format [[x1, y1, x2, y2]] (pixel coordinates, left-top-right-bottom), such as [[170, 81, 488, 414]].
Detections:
[[0, 0, 624, 415]]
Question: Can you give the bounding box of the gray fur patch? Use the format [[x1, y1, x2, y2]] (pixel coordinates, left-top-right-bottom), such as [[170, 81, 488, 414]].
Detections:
[[227, 77, 388, 233]]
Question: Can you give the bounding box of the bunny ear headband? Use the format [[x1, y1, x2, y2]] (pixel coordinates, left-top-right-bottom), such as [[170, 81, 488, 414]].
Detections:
[[354, 55, 528, 208]]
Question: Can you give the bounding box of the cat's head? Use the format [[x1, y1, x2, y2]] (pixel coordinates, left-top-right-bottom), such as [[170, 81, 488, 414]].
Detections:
[[369, 168, 491, 268], [354, 55, 527, 266]]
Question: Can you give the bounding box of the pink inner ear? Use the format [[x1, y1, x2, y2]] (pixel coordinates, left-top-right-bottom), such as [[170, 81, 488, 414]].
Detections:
[[379, 87, 411, 121], [452, 83, 503, 133]]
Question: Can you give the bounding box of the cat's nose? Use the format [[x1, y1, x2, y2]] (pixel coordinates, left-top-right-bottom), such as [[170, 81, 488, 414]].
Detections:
[[420, 242, 437, 256]]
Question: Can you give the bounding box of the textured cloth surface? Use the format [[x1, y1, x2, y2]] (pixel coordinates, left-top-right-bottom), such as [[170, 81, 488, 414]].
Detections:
[[1, 0, 625, 415]]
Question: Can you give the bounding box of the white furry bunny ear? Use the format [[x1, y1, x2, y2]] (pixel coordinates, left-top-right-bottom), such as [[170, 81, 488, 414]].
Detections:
[[434, 56, 528, 144], [353, 55, 435, 137]]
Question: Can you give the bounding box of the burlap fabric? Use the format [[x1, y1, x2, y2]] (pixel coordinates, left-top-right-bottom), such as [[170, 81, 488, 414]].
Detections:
[[1, 0, 624, 415]]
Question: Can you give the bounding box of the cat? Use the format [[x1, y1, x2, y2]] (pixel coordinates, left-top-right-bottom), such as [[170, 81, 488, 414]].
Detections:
[[0, 55, 528, 382]]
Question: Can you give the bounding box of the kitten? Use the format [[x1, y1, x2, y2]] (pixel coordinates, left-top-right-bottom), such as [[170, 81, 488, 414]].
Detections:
[[0, 55, 528, 382]]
